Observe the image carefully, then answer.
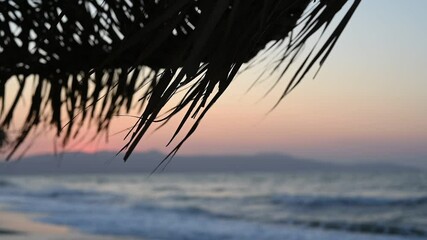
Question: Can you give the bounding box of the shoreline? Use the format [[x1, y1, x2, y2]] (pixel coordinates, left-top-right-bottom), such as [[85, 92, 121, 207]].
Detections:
[[0, 209, 134, 240]]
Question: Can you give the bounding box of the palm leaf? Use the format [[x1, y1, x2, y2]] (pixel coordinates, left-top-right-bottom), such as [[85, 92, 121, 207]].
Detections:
[[0, 0, 361, 162]]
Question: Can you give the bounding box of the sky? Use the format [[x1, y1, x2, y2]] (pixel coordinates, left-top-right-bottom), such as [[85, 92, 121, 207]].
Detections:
[[4, 1, 427, 167]]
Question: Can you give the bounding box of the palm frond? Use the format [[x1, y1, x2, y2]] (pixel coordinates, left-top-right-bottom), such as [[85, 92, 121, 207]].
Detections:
[[0, 0, 361, 162]]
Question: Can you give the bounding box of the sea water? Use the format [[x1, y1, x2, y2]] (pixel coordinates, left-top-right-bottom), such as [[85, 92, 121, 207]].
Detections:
[[0, 171, 426, 240]]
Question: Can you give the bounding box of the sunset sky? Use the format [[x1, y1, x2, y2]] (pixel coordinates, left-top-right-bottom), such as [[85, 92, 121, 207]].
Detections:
[[9, 1, 427, 167]]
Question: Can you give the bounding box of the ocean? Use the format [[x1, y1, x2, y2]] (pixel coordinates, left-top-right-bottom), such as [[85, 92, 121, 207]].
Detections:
[[0, 171, 426, 240]]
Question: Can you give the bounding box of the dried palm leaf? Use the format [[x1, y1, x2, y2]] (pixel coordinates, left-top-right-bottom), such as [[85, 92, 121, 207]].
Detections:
[[0, 0, 361, 165]]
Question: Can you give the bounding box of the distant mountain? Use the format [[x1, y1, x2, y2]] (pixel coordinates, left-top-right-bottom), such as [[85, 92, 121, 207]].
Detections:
[[0, 151, 418, 175]]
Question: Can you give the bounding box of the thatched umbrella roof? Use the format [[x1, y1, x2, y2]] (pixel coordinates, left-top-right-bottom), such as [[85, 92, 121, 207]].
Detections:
[[0, 0, 360, 164]]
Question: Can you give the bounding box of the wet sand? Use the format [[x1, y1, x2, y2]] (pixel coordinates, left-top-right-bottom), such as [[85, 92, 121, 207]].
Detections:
[[0, 210, 135, 240]]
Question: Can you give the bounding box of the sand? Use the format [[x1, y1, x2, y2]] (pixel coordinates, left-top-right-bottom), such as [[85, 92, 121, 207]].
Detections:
[[0, 210, 135, 240]]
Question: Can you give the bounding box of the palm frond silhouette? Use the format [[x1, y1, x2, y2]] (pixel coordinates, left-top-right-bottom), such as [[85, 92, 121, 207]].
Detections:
[[0, 0, 361, 162]]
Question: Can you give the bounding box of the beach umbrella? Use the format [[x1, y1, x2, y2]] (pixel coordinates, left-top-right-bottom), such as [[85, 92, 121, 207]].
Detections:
[[0, 0, 361, 163]]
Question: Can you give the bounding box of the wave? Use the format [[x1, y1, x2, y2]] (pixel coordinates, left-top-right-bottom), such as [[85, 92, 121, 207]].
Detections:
[[270, 194, 427, 207], [132, 200, 427, 238], [131, 202, 236, 220], [152, 186, 184, 192], [168, 194, 235, 202], [0, 179, 15, 188], [43, 202, 422, 240], [279, 219, 427, 237], [26, 187, 123, 204]]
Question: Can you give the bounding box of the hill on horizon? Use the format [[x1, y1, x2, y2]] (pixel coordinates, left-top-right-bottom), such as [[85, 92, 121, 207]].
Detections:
[[0, 151, 419, 175]]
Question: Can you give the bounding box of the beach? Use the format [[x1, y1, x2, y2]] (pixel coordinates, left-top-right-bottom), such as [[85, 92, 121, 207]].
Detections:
[[0, 209, 128, 240]]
